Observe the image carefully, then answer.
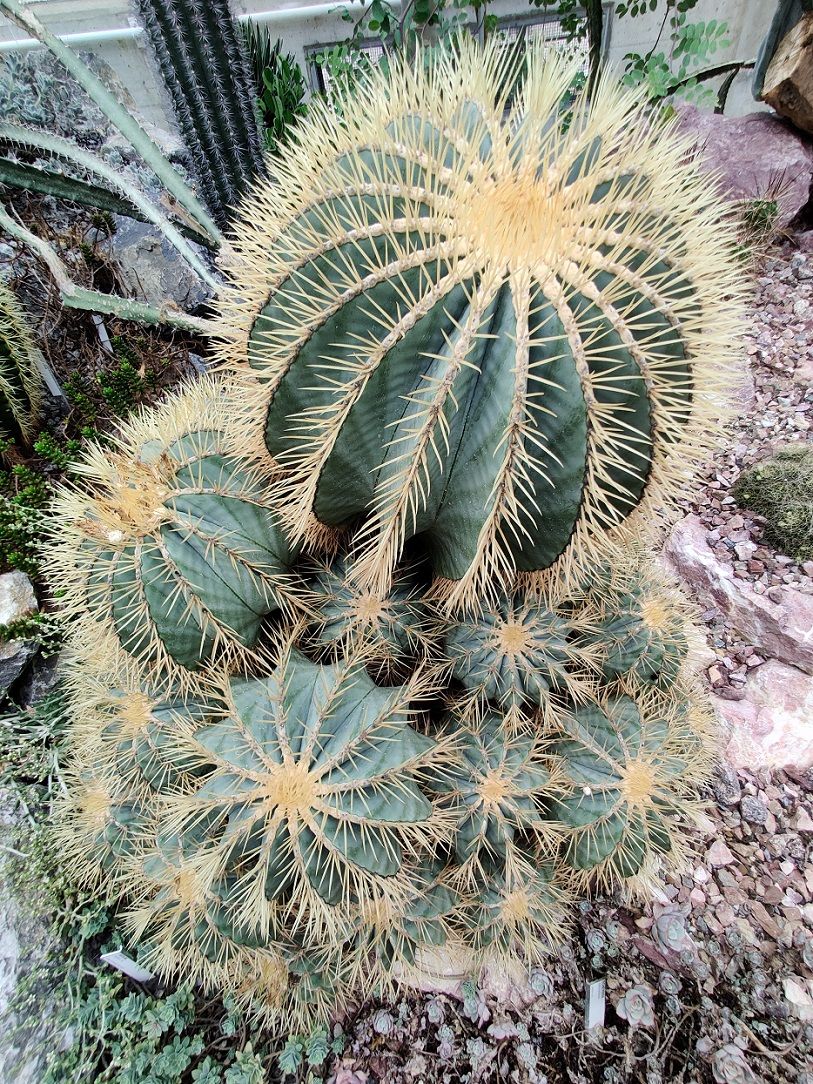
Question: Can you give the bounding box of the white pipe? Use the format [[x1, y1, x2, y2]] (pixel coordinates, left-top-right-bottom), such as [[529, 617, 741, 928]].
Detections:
[[0, 2, 397, 53]]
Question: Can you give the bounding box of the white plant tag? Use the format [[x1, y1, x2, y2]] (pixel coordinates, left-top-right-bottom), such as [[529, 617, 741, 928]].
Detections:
[[101, 950, 155, 983], [585, 978, 606, 1030]]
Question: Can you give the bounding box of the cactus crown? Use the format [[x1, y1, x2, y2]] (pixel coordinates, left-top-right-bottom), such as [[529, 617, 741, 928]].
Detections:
[[217, 38, 743, 611]]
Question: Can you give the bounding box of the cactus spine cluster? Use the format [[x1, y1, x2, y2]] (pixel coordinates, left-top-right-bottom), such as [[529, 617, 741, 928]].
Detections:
[[49, 41, 743, 1030]]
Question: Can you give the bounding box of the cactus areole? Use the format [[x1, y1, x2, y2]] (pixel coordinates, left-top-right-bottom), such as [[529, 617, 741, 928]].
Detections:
[[219, 40, 742, 608]]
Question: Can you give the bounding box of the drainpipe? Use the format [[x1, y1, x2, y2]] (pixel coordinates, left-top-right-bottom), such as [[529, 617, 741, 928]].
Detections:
[[0, 2, 399, 53]]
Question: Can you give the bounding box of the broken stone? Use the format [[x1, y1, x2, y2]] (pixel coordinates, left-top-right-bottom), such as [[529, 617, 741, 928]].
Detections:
[[762, 12, 813, 136]]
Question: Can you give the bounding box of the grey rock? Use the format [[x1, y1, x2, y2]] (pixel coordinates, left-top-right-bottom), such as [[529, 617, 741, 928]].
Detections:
[[110, 218, 214, 312], [0, 573, 38, 696], [713, 765, 743, 808], [740, 795, 769, 826], [664, 516, 813, 674]]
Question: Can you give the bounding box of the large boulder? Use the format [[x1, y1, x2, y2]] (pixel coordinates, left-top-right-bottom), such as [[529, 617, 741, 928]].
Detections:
[[762, 12, 813, 136], [109, 218, 213, 313], [0, 572, 38, 694], [716, 659, 813, 770], [663, 515, 813, 674], [676, 105, 812, 226]]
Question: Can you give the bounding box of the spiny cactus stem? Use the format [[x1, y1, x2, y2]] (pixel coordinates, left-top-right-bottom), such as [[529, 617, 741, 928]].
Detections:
[[0, 201, 219, 335]]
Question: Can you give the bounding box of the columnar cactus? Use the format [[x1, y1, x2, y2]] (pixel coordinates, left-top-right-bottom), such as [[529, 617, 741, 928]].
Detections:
[[0, 279, 43, 443], [48, 40, 740, 1031], [217, 40, 742, 610], [136, 0, 265, 226]]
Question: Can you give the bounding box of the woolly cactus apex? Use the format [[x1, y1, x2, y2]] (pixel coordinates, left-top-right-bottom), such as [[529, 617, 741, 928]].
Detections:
[[158, 643, 450, 938], [443, 590, 590, 718], [307, 555, 432, 673], [0, 279, 43, 443], [45, 377, 299, 689], [217, 37, 744, 609], [428, 713, 562, 879], [549, 688, 713, 894]]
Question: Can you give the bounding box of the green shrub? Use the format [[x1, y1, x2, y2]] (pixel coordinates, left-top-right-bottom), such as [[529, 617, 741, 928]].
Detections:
[[733, 444, 813, 564]]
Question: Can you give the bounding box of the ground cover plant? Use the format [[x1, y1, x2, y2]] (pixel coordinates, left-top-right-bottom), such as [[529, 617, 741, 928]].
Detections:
[[42, 37, 744, 1040]]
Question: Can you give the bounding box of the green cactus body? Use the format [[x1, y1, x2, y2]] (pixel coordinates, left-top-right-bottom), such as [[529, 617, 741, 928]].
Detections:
[[0, 280, 43, 443], [430, 714, 556, 871], [164, 647, 442, 930], [462, 860, 568, 962], [87, 681, 213, 792], [48, 380, 298, 686], [58, 769, 148, 877], [308, 556, 430, 669], [353, 866, 458, 978], [577, 579, 688, 689], [444, 592, 577, 713], [219, 40, 742, 609], [549, 694, 703, 887]]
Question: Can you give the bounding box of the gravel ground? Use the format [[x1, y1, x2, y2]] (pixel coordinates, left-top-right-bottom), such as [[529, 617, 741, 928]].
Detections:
[[677, 232, 813, 699]]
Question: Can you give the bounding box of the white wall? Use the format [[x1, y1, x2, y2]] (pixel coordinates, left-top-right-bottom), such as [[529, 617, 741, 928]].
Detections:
[[0, 0, 776, 135]]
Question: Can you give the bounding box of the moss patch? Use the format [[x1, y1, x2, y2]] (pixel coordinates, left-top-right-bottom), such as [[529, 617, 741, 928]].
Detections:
[[733, 444, 813, 564]]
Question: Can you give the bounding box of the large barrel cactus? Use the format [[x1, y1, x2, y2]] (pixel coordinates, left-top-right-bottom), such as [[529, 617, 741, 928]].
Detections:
[[47, 40, 739, 1033], [217, 40, 742, 609]]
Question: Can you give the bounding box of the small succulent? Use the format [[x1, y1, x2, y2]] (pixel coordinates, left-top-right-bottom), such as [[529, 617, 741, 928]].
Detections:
[[711, 1044, 755, 1084], [653, 907, 691, 954], [615, 983, 655, 1029]]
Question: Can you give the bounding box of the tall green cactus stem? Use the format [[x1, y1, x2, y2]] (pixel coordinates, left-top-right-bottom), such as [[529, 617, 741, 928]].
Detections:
[[46, 377, 298, 689], [160, 645, 448, 935], [0, 280, 43, 443], [308, 555, 431, 672], [136, 0, 265, 227], [443, 591, 590, 718], [217, 39, 744, 610], [549, 688, 712, 893]]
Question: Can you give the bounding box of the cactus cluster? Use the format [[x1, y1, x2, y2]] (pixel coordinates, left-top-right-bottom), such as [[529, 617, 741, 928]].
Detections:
[[48, 41, 742, 1029]]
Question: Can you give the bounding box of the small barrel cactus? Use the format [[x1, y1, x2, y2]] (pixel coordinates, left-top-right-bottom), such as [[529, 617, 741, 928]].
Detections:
[[549, 689, 712, 890], [47, 377, 299, 687], [307, 555, 431, 673], [442, 590, 587, 717], [217, 40, 742, 610]]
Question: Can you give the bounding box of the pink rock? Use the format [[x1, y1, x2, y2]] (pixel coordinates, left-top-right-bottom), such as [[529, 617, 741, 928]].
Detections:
[[716, 659, 813, 770], [664, 515, 813, 674], [794, 355, 813, 387], [675, 106, 813, 226], [706, 839, 735, 867]]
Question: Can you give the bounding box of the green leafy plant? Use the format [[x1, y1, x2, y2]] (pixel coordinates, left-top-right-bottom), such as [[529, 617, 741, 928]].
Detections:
[[46, 41, 740, 1031], [0, 456, 51, 576], [241, 25, 308, 153]]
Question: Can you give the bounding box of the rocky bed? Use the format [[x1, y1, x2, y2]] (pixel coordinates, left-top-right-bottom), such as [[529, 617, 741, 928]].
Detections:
[[329, 762, 813, 1084]]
